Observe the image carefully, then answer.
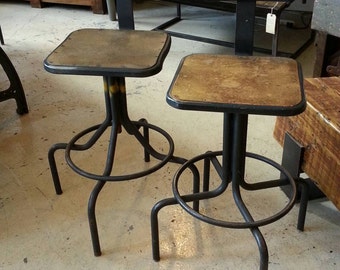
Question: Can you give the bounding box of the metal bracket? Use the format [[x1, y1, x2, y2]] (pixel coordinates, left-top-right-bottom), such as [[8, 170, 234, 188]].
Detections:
[[280, 132, 325, 231]]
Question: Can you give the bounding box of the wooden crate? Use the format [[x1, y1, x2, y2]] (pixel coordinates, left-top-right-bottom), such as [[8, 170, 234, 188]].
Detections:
[[274, 77, 340, 210], [29, 0, 106, 14]]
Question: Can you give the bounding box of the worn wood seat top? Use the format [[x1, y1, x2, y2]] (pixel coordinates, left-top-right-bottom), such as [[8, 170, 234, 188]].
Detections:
[[44, 29, 171, 77], [167, 54, 305, 116]]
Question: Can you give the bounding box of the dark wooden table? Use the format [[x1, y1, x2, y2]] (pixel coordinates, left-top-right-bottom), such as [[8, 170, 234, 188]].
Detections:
[[115, 0, 260, 54]]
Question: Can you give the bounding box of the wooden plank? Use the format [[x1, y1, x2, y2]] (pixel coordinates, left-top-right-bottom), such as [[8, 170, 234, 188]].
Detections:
[[38, 0, 93, 6], [313, 31, 327, 77], [30, 0, 105, 14], [274, 77, 340, 210]]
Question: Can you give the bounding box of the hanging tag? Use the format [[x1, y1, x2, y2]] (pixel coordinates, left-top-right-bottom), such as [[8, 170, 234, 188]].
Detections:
[[266, 13, 276, 35]]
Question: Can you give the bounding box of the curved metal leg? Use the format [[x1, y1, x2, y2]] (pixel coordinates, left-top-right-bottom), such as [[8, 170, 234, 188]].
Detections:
[[0, 46, 28, 114], [253, 228, 269, 270], [88, 180, 106, 256], [48, 143, 68, 195], [171, 155, 201, 211], [233, 179, 269, 270], [151, 158, 200, 261], [87, 83, 119, 256], [151, 197, 178, 261], [48, 122, 110, 195]]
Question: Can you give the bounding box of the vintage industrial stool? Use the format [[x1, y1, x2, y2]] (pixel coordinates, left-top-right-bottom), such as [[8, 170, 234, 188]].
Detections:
[[150, 1, 306, 269], [151, 53, 306, 267], [44, 29, 191, 257]]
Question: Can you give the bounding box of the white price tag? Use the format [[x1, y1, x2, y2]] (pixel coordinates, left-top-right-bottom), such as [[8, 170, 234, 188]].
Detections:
[[266, 13, 276, 35]]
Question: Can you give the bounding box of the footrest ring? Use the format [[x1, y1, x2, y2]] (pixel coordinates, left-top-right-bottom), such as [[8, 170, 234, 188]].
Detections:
[[65, 121, 174, 182], [173, 151, 297, 229]]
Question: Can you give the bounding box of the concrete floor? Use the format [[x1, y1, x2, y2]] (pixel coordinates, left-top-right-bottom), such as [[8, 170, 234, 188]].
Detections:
[[0, 1, 339, 269]]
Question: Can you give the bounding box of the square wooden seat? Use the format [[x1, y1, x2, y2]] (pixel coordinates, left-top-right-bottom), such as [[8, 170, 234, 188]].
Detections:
[[167, 54, 306, 115], [44, 29, 170, 77]]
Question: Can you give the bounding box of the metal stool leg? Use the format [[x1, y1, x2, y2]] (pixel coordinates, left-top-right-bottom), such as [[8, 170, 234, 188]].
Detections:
[[88, 181, 106, 256], [151, 159, 200, 261], [151, 197, 178, 261], [86, 79, 120, 256], [233, 167, 269, 270], [48, 143, 68, 195], [252, 228, 269, 270], [48, 76, 115, 191]]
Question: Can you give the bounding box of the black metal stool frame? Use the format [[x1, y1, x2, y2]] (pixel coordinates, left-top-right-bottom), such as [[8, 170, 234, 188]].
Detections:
[[150, 1, 305, 269], [48, 74, 201, 256], [152, 97, 304, 269], [45, 28, 202, 257]]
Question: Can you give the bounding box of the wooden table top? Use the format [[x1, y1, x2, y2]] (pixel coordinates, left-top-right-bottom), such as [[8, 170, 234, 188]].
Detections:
[[274, 76, 340, 210], [304, 77, 340, 132]]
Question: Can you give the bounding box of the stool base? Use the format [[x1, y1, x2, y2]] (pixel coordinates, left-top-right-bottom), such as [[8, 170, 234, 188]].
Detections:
[[151, 151, 297, 270], [48, 76, 201, 256]]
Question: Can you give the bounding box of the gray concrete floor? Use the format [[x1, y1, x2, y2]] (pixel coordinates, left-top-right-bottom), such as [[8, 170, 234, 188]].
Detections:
[[0, 1, 339, 269]]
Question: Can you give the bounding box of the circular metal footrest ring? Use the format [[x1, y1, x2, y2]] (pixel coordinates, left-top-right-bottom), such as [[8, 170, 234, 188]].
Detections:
[[173, 151, 297, 229], [65, 121, 174, 182]]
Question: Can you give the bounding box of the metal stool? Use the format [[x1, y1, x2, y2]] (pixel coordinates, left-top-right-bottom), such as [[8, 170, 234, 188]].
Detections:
[[150, 1, 306, 269], [44, 29, 200, 257]]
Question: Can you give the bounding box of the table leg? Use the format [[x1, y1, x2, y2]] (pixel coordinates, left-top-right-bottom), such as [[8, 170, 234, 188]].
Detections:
[[116, 0, 134, 30], [0, 46, 28, 114]]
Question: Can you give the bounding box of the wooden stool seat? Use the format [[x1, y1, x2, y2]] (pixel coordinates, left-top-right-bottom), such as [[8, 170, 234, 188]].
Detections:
[[167, 54, 305, 115], [44, 29, 170, 77]]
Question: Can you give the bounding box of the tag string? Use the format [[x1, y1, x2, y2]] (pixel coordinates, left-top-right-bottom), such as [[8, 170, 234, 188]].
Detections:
[[271, 1, 279, 14]]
